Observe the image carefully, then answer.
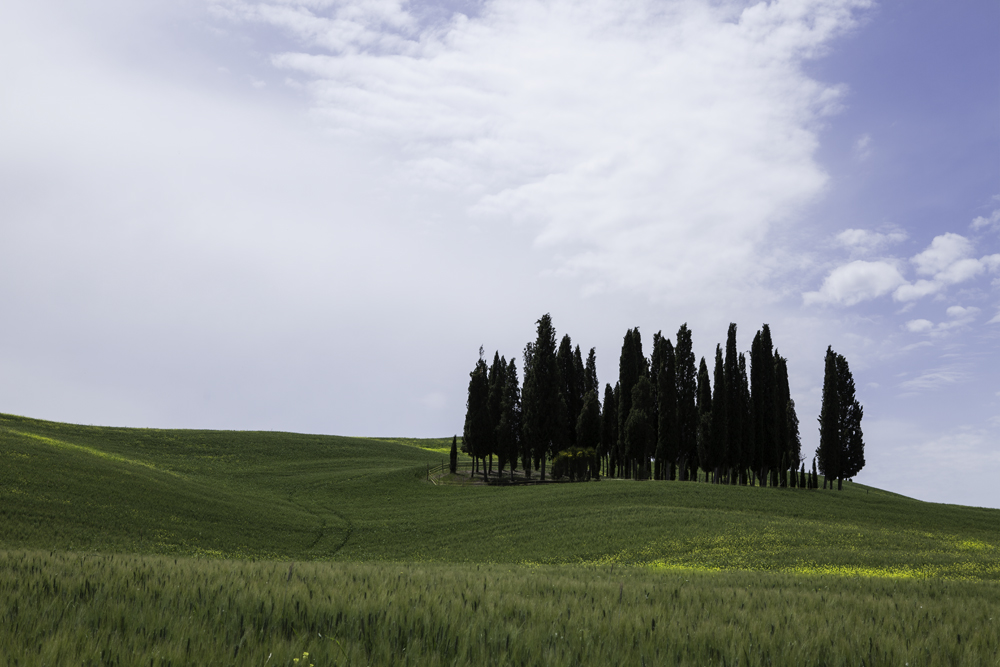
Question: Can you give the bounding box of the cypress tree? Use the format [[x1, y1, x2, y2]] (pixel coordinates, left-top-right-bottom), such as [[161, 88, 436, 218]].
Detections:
[[577, 389, 602, 480], [611, 385, 624, 476], [487, 352, 506, 477], [521, 314, 566, 481], [710, 344, 728, 483], [650, 332, 664, 454], [655, 338, 678, 481], [617, 328, 647, 478], [497, 358, 522, 480], [724, 324, 741, 484], [520, 342, 535, 478], [573, 345, 586, 403], [750, 332, 762, 482], [557, 335, 583, 451], [837, 353, 866, 481], [450, 435, 458, 474], [464, 349, 492, 479], [674, 324, 698, 481], [617, 329, 636, 478], [624, 376, 655, 479], [601, 383, 617, 477], [773, 352, 789, 487], [786, 395, 801, 478], [695, 356, 713, 481], [816, 347, 866, 491], [737, 352, 751, 485], [584, 348, 599, 397], [750, 325, 778, 486], [817, 346, 841, 489]]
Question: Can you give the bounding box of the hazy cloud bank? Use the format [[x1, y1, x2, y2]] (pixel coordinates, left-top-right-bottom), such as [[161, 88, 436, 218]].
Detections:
[[213, 0, 872, 304]]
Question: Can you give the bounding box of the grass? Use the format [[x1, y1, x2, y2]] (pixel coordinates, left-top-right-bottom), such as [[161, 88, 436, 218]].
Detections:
[[3, 412, 997, 577], [3, 411, 1000, 664], [2, 551, 998, 666]]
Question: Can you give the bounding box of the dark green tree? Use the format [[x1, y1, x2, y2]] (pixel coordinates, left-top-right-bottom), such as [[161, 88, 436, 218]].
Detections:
[[521, 314, 566, 481], [710, 344, 728, 483], [573, 345, 585, 403], [655, 337, 678, 480], [584, 347, 599, 397], [624, 376, 655, 479], [556, 334, 583, 446], [520, 342, 535, 477], [750, 325, 777, 486], [496, 358, 522, 480], [557, 335, 584, 449], [487, 352, 506, 477], [837, 353, 865, 481], [601, 383, 618, 477], [737, 352, 752, 485], [674, 324, 698, 481], [724, 324, 742, 484], [650, 332, 664, 454], [695, 356, 712, 482], [773, 351, 790, 487], [464, 348, 492, 479], [817, 346, 841, 489], [617, 328, 647, 478], [577, 389, 602, 479], [450, 435, 458, 474]]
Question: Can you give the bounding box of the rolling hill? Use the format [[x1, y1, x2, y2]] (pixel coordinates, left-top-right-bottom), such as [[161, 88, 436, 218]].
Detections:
[[3, 412, 998, 578]]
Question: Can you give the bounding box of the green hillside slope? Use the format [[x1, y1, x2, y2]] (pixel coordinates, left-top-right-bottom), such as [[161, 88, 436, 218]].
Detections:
[[2, 413, 998, 579]]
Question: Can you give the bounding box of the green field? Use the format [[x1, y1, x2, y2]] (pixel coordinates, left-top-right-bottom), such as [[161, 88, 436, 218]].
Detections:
[[2, 412, 999, 665]]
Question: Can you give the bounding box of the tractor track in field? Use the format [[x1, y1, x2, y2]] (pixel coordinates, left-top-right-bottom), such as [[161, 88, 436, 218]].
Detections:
[[288, 491, 355, 556]]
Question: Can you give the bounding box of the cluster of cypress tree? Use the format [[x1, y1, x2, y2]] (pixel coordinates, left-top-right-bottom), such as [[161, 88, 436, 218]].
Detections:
[[464, 314, 863, 488], [462, 346, 524, 479], [605, 322, 803, 487], [463, 314, 601, 481]]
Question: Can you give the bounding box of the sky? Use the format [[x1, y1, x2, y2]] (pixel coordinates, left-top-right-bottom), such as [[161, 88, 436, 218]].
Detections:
[[1, 0, 998, 508]]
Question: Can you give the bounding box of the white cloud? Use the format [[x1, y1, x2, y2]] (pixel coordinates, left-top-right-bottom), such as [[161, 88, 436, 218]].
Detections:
[[946, 305, 980, 319], [814, 232, 1000, 305], [214, 0, 873, 302], [898, 366, 969, 392], [905, 319, 933, 333], [971, 208, 1000, 231], [911, 232, 972, 276], [903, 306, 979, 338], [982, 254, 1000, 272], [834, 228, 906, 254], [893, 234, 996, 301], [935, 257, 984, 285], [853, 133, 871, 161], [803, 260, 906, 305], [892, 279, 941, 302]]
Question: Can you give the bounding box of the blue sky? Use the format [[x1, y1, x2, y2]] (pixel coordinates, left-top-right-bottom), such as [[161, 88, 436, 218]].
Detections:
[[1, 0, 998, 508]]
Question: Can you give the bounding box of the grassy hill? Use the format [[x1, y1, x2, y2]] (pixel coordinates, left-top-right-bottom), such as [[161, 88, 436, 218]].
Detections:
[[3, 412, 998, 577], [3, 412, 1000, 665]]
